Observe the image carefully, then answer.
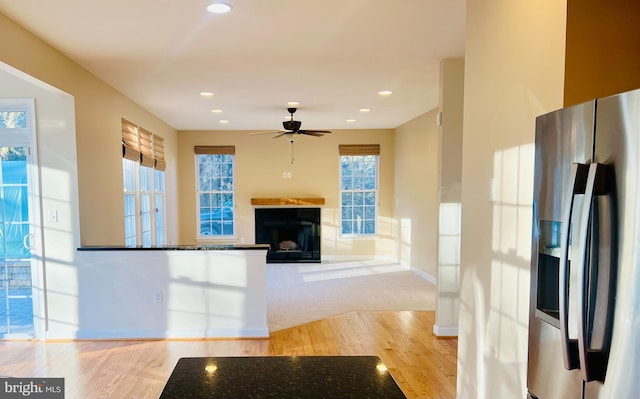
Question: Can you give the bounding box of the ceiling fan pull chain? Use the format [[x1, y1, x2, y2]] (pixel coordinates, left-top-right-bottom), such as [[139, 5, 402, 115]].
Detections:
[[290, 139, 295, 164]]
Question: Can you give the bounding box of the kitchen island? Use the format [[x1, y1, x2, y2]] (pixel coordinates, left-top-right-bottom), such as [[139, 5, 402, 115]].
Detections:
[[58, 244, 270, 340], [159, 356, 407, 399]]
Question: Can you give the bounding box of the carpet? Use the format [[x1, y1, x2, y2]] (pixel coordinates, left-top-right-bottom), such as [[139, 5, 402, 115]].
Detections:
[[267, 259, 436, 332]]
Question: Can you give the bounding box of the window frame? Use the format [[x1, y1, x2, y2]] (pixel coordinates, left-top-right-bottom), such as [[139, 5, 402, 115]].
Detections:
[[121, 119, 166, 247], [123, 157, 139, 247], [195, 151, 236, 240], [339, 152, 380, 237], [154, 169, 166, 246], [139, 165, 154, 247]]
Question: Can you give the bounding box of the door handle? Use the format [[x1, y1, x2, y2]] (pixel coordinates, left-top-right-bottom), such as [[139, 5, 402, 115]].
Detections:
[[23, 232, 33, 251], [576, 163, 614, 382], [559, 162, 588, 370]]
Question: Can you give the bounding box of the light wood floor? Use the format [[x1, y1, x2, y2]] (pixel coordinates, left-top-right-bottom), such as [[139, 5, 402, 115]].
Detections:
[[0, 310, 457, 399]]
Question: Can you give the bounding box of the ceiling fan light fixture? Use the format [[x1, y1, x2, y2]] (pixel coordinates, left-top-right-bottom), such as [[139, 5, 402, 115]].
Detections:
[[248, 107, 331, 141], [206, 2, 232, 14], [287, 101, 299, 106]]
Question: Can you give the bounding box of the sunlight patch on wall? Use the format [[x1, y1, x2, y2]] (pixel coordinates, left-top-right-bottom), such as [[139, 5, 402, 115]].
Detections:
[[399, 217, 412, 267], [437, 202, 461, 329], [484, 143, 535, 383]]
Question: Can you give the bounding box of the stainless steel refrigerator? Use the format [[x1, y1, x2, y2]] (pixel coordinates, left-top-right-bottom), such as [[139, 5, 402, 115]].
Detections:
[[527, 88, 640, 399]]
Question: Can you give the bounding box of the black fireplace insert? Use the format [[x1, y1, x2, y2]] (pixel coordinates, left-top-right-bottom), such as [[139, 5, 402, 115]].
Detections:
[[254, 208, 321, 263]]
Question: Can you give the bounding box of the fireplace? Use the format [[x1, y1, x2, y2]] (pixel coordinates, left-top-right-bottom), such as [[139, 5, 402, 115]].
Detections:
[[254, 208, 321, 263]]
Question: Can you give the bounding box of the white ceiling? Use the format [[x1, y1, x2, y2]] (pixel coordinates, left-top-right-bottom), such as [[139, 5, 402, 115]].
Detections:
[[0, 0, 466, 131]]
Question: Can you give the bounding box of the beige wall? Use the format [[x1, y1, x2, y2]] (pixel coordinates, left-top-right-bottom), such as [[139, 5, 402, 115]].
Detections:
[[0, 12, 179, 246], [394, 109, 440, 278], [458, 1, 566, 398], [177, 129, 396, 258], [439, 58, 465, 204]]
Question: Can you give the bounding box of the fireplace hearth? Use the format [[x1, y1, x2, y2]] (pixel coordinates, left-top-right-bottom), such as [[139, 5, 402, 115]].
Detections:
[[254, 208, 321, 263]]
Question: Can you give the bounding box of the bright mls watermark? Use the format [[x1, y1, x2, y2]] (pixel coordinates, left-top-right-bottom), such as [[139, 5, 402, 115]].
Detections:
[[0, 378, 64, 399]]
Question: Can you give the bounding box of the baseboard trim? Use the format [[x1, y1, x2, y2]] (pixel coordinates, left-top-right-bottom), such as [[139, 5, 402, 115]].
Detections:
[[45, 328, 270, 340], [321, 255, 397, 264], [410, 267, 437, 284], [432, 324, 458, 338]]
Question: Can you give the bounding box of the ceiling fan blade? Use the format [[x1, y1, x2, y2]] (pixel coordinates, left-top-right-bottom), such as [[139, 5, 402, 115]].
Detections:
[[300, 129, 331, 133], [298, 130, 332, 137], [249, 130, 285, 136], [272, 132, 290, 139]]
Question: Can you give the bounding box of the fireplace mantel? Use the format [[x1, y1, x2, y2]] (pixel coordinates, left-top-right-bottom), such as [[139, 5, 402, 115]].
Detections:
[[251, 197, 325, 206]]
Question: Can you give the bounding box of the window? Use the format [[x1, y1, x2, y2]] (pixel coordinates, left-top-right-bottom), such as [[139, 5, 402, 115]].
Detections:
[[195, 146, 235, 238], [140, 166, 153, 246], [121, 119, 166, 247], [339, 144, 380, 236], [153, 134, 166, 246], [123, 158, 138, 247], [0, 111, 27, 128], [154, 169, 165, 246]]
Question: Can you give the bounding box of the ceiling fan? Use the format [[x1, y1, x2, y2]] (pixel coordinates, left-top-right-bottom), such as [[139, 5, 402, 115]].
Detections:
[[250, 108, 332, 164], [250, 108, 332, 139]]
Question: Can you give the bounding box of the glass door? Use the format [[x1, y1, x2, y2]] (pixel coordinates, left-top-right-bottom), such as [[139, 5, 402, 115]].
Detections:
[[0, 101, 39, 339], [0, 147, 33, 337]]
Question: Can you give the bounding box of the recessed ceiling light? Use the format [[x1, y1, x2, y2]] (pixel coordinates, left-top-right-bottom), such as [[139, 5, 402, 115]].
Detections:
[[346, 119, 356, 123], [378, 90, 393, 96], [206, 2, 232, 14], [200, 91, 214, 97], [287, 101, 299, 106], [219, 120, 229, 124], [211, 109, 223, 113], [359, 108, 371, 113]]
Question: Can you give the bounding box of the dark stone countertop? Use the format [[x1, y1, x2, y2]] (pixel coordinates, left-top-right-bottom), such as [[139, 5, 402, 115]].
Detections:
[[77, 244, 270, 251], [159, 356, 407, 399]]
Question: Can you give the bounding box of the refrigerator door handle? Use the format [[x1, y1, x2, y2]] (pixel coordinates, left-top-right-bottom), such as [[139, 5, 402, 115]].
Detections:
[[559, 162, 588, 370], [576, 162, 614, 382]]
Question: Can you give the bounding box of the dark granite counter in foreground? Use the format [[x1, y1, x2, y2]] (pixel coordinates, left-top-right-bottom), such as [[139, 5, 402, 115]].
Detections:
[[77, 243, 270, 251], [159, 356, 407, 399]]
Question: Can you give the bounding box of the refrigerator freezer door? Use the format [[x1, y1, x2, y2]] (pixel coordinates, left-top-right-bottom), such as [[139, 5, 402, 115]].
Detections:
[[585, 88, 640, 399], [574, 162, 615, 382], [527, 101, 595, 399]]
